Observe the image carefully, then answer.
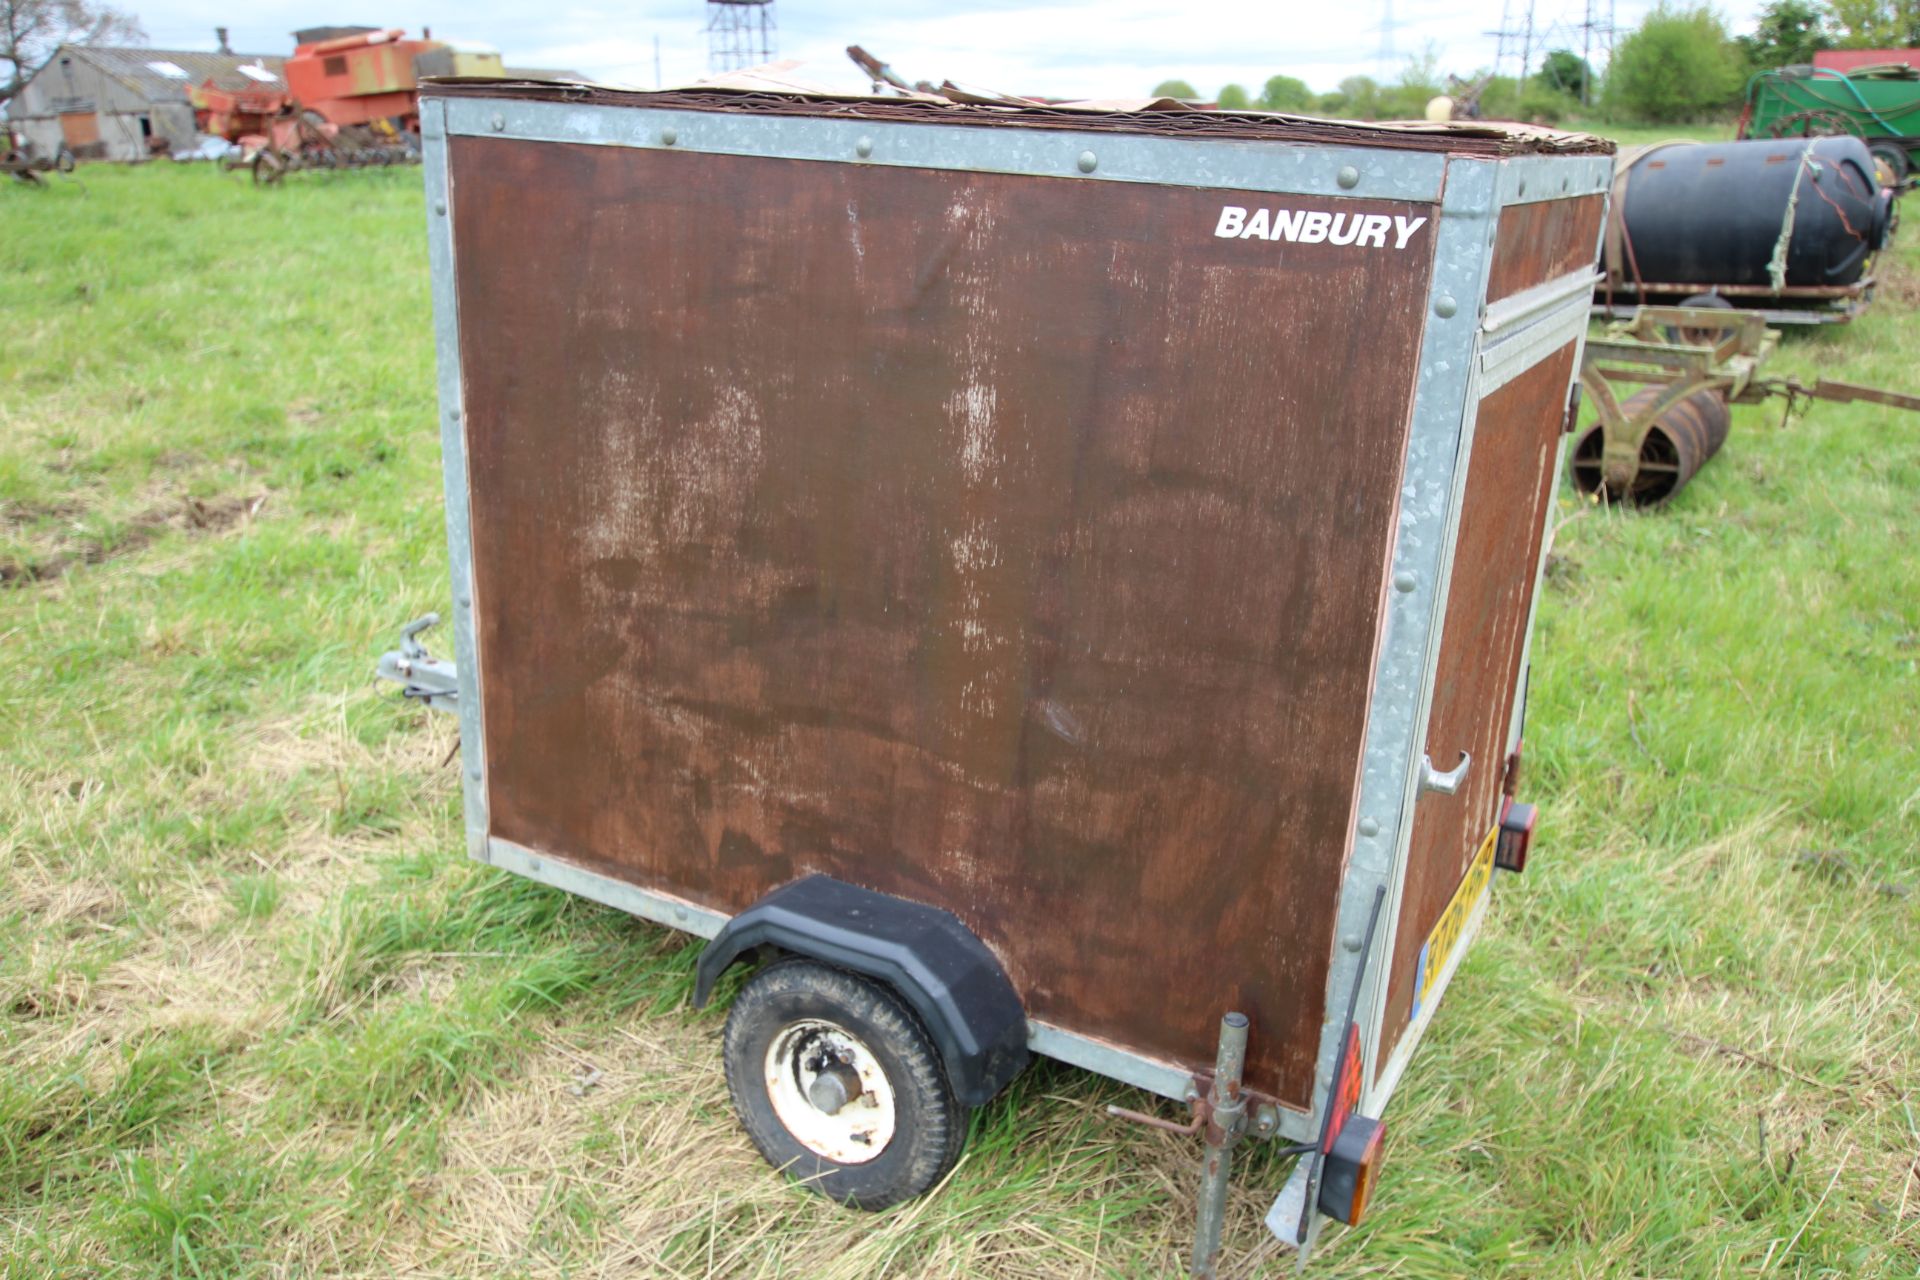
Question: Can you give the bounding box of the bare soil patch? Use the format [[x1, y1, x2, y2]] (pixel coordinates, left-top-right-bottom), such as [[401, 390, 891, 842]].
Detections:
[[0, 491, 267, 586]]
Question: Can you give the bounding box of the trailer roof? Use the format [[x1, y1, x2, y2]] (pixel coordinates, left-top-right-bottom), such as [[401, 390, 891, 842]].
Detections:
[[421, 79, 1614, 156]]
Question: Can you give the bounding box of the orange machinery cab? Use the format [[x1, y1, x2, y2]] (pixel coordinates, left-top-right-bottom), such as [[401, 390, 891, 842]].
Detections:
[[284, 28, 437, 127]]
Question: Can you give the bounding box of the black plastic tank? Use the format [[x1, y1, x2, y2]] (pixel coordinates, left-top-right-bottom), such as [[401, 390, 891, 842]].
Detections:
[[1617, 136, 1892, 289]]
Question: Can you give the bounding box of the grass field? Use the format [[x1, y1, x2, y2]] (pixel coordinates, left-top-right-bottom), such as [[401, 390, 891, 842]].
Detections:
[[2, 143, 1917, 1279]]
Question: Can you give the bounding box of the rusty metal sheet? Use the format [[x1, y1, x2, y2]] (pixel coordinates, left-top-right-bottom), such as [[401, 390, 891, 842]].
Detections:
[[1379, 341, 1579, 1057], [450, 136, 1436, 1108], [1485, 193, 1605, 303]]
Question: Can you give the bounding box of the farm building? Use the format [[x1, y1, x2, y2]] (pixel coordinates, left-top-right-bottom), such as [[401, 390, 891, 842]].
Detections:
[[6, 43, 285, 162]]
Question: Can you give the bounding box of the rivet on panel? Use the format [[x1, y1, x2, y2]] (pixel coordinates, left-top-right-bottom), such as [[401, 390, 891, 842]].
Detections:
[[1434, 294, 1458, 319], [1077, 150, 1098, 173], [1343, 934, 1363, 953], [1337, 164, 1360, 189], [468, 767, 482, 781], [448, 407, 461, 421], [490, 113, 504, 132], [1394, 569, 1418, 592], [433, 198, 447, 215], [856, 136, 873, 158], [660, 127, 678, 146], [1359, 816, 1381, 837]]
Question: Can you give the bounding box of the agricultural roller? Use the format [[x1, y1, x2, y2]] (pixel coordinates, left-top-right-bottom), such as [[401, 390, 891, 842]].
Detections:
[[1574, 303, 1920, 506]]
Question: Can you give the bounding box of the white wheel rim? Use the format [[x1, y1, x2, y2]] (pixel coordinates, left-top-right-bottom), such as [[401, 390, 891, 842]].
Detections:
[[764, 1019, 897, 1163]]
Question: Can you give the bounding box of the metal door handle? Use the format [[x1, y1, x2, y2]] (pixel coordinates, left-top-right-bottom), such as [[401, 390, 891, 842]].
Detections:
[[1421, 751, 1471, 796]]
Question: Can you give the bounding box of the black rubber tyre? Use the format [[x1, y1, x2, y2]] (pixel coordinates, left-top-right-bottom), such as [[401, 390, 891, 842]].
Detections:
[[1868, 141, 1910, 186], [723, 958, 967, 1210], [1663, 292, 1733, 346]]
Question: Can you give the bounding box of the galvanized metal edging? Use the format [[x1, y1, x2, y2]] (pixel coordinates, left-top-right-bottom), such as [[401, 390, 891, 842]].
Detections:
[[422, 98, 491, 865], [1495, 152, 1613, 206], [1367, 165, 1512, 1113], [1026, 1022, 1198, 1103], [1478, 273, 1595, 396], [1367, 159, 1609, 1109], [1482, 269, 1604, 335], [1310, 157, 1500, 1141], [440, 95, 1449, 204], [488, 837, 729, 937], [1271, 155, 1502, 1257]]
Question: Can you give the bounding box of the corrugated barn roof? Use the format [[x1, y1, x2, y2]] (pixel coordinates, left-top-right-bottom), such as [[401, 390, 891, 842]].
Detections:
[[57, 46, 288, 101]]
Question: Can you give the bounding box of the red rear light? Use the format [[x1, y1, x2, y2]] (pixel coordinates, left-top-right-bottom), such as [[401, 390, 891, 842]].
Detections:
[[1495, 800, 1536, 874], [1317, 1113, 1387, 1225], [1324, 1024, 1363, 1150]]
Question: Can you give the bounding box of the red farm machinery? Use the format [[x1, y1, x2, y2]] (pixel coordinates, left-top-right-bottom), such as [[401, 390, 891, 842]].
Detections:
[[225, 26, 506, 183]]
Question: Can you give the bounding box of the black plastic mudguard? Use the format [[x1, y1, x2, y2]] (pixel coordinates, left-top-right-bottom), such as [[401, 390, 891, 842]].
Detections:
[[693, 875, 1030, 1109]]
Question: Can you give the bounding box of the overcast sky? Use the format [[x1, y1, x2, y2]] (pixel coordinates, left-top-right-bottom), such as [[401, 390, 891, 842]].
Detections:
[[129, 0, 1767, 97]]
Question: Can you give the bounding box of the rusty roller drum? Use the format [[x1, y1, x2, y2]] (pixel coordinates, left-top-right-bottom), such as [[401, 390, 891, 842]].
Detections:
[[1569, 385, 1732, 507]]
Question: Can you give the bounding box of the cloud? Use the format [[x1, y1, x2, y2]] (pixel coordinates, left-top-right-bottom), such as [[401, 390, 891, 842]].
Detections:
[[134, 0, 1765, 96]]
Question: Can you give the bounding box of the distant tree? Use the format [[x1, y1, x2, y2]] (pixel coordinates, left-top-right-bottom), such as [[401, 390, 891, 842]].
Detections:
[[1824, 0, 1919, 48], [1216, 82, 1251, 110], [1739, 0, 1833, 67], [1331, 74, 1384, 118], [1258, 74, 1314, 112], [1474, 72, 1522, 118], [1382, 45, 1444, 117], [1517, 83, 1576, 122], [1605, 4, 1746, 122], [1151, 78, 1199, 99], [1, 0, 144, 103], [1534, 48, 1593, 100]]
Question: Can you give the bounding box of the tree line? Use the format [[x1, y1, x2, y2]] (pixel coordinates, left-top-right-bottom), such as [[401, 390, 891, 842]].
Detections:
[[1151, 0, 1917, 126]]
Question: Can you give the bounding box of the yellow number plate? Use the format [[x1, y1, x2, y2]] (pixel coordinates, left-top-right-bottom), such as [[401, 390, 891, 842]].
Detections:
[[1412, 827, 1496, 1018]]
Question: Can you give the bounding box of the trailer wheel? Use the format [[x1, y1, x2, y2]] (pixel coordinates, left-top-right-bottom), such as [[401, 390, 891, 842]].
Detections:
[[723, 958, 966, 1210], [1664, 293, 1733, 347], [1868, 142, 1909, 186]]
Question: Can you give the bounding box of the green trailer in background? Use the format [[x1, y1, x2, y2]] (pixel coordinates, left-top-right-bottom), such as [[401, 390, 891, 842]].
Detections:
[[1739, 63, 1920, 185]]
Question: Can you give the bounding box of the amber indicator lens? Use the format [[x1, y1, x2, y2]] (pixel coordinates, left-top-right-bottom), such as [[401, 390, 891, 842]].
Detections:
[[1317, 1113, 1386, 1225]]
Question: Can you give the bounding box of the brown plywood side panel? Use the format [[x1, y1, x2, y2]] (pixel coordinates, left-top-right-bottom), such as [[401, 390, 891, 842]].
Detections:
[[449, 136, 1436, 1107], [1378, 342, 1576, 1058], [1484, 195, 1604, 303]]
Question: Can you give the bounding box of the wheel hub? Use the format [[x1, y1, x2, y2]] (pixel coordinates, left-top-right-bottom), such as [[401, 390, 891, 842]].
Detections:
[[764, 1019, 897, 1163], [806, 1062, 864, 1114]]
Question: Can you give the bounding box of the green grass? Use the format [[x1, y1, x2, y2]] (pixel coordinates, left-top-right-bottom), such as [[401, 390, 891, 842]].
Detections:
[[2, 157, 1917, 1278], [1563, 118, 1737, 150]]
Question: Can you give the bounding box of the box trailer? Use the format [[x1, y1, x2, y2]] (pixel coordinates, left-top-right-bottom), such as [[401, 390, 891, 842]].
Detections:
[[381, 81, 1611, 1272]]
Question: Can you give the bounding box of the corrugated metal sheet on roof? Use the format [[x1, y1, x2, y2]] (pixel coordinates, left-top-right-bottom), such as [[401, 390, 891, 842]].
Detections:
[[62, 46, 287, 100]]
